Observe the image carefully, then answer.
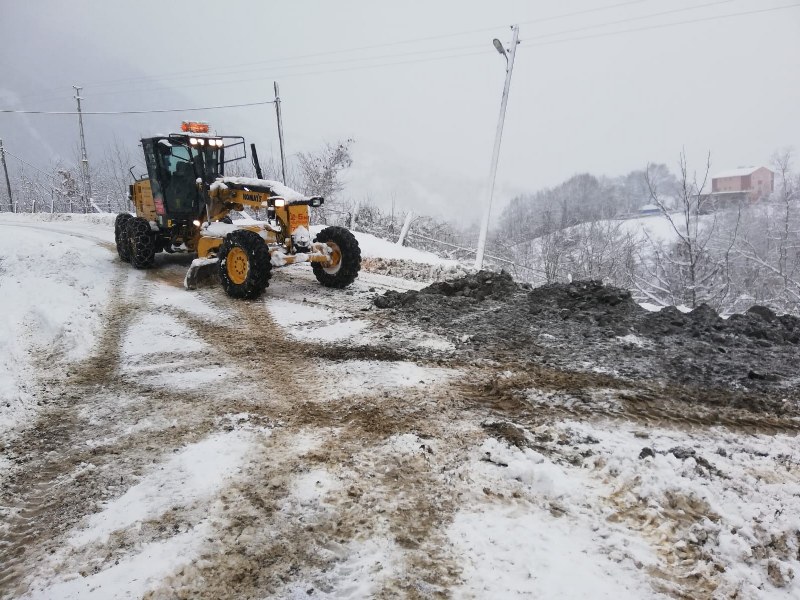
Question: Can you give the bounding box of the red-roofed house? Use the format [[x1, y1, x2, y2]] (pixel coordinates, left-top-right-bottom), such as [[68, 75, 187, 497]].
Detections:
[[711, 166, 774, 202]]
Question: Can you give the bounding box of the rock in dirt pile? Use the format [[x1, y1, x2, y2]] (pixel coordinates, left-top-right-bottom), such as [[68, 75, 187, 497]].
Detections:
[[373, 272, 800, 403]]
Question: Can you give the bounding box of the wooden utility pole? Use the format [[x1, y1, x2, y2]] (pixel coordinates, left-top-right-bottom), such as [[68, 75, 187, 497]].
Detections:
[[0, 138, 12, 212]]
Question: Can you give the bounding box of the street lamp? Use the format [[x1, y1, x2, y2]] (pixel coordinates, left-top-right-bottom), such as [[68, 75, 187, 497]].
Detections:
[[493, 38, 507, 60], [475, 25, 519, 271]]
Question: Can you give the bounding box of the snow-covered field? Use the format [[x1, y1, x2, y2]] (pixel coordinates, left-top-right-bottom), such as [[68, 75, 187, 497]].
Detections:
[[0, 214, 798, 599]]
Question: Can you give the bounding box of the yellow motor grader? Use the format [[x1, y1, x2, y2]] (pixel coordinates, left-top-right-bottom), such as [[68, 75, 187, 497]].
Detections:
[[115, 122, 360, 299]]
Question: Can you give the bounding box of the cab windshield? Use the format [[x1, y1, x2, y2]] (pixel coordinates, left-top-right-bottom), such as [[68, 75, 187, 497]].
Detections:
[[195, 146, 221, 182]]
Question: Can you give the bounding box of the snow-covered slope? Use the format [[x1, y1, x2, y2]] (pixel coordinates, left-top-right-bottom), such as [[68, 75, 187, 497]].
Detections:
[[310, 225, 455, 266]]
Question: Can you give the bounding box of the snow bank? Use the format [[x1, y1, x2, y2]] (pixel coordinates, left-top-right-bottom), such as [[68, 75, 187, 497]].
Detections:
[[0, 217, 115, 437], [0, 212, 118, 229], [309, 225, 455, 266]]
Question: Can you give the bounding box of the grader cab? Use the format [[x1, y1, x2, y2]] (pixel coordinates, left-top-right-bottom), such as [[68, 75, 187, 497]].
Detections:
[[115, 122, 360, 299]]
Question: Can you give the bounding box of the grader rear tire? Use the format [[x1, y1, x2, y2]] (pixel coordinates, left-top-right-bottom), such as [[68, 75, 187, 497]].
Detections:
[[218, 230, 272, 299], [114, 213, 133, 262], [127, 217, 157, 269], [312, 226, 361, 288]]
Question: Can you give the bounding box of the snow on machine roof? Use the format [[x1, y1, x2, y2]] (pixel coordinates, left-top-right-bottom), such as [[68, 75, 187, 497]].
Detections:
[[212, 177, 319, 204]]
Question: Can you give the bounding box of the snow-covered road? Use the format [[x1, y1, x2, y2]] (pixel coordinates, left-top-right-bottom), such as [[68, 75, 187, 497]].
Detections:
[[0, 215, 798, 599]]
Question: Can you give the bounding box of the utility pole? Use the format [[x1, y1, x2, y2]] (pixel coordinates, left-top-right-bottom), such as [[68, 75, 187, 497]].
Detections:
[[0, 138, 12, 212], [273, 81, 287, 183], [397, 211, 414, 246], [475, 24, 519, 271], [73, 85, 92, 213]]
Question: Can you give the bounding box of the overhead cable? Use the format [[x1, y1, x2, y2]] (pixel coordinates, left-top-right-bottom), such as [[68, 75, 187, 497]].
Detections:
[[0, 99, 274, 115]]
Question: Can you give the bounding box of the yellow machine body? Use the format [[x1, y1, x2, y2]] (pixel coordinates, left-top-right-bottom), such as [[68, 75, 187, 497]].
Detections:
[[120, 127, 359, 299], [129, 180, 323, 262], [201, 185, 324, 263], [207, 186, 310, 230], [131, 179, 157, 221]]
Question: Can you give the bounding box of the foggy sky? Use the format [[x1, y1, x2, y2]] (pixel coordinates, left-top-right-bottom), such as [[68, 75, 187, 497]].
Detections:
[[2, 0, 799, 223]]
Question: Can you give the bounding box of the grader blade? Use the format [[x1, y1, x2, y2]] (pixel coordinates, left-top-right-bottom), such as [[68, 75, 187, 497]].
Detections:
[[184, 257, 219, 290]]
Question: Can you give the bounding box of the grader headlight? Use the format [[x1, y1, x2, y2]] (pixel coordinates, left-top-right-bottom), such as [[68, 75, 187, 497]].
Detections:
[[274, 198, 286, 207]]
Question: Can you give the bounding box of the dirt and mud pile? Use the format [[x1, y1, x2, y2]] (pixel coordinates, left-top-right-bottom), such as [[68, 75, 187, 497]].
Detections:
[[374, 270, 520, 307], [373, 272, 800, 400], [641, 303, 800, 344]]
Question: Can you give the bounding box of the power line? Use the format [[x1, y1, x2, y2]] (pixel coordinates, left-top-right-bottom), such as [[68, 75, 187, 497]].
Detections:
[[3, 149, 59, 180], [5, 2, 797, 113], [1, 49, 489, 114], [522, 0, 737, 41], [522, 2, 800, 47], [81, 42, 490, 91], [77, 1, 703, 95], [69, 1, 652, 91], [23, 49, 492, 104], [0, 99, 274, 115], [80, 2, 800, 98], [522, 0, 651, 24], [12, 0, 652, 105], [17, 0, 774, 105]]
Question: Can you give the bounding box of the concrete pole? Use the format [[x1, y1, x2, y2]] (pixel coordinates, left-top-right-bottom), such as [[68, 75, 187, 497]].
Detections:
[[274, 82, 287, 183], [474, 25, 519, 271], [73, 86, 93, 213], [0, 138, 13, 212], [397, 211, 414, 246]]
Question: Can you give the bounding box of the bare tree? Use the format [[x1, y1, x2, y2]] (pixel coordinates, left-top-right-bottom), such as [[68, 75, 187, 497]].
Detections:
[[641, 150, 727, 308], [731, 149, 800, 310], [566, 220, 638, 284], [296, 139, 353, 224]]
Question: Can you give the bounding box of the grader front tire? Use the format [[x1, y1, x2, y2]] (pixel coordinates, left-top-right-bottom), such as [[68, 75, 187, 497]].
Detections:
[[312, 226, 361, 289], [218, 230, 272, 299], [127, 217, 157, 269], [115, 213, 133, 262]]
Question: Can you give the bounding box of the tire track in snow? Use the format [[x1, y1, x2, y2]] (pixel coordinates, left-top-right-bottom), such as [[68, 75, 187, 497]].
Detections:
[[133, 274, 472, 597], [2, 223, 473, 598], [1, 254, 242, 596], [0, 268, 131, 597]]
